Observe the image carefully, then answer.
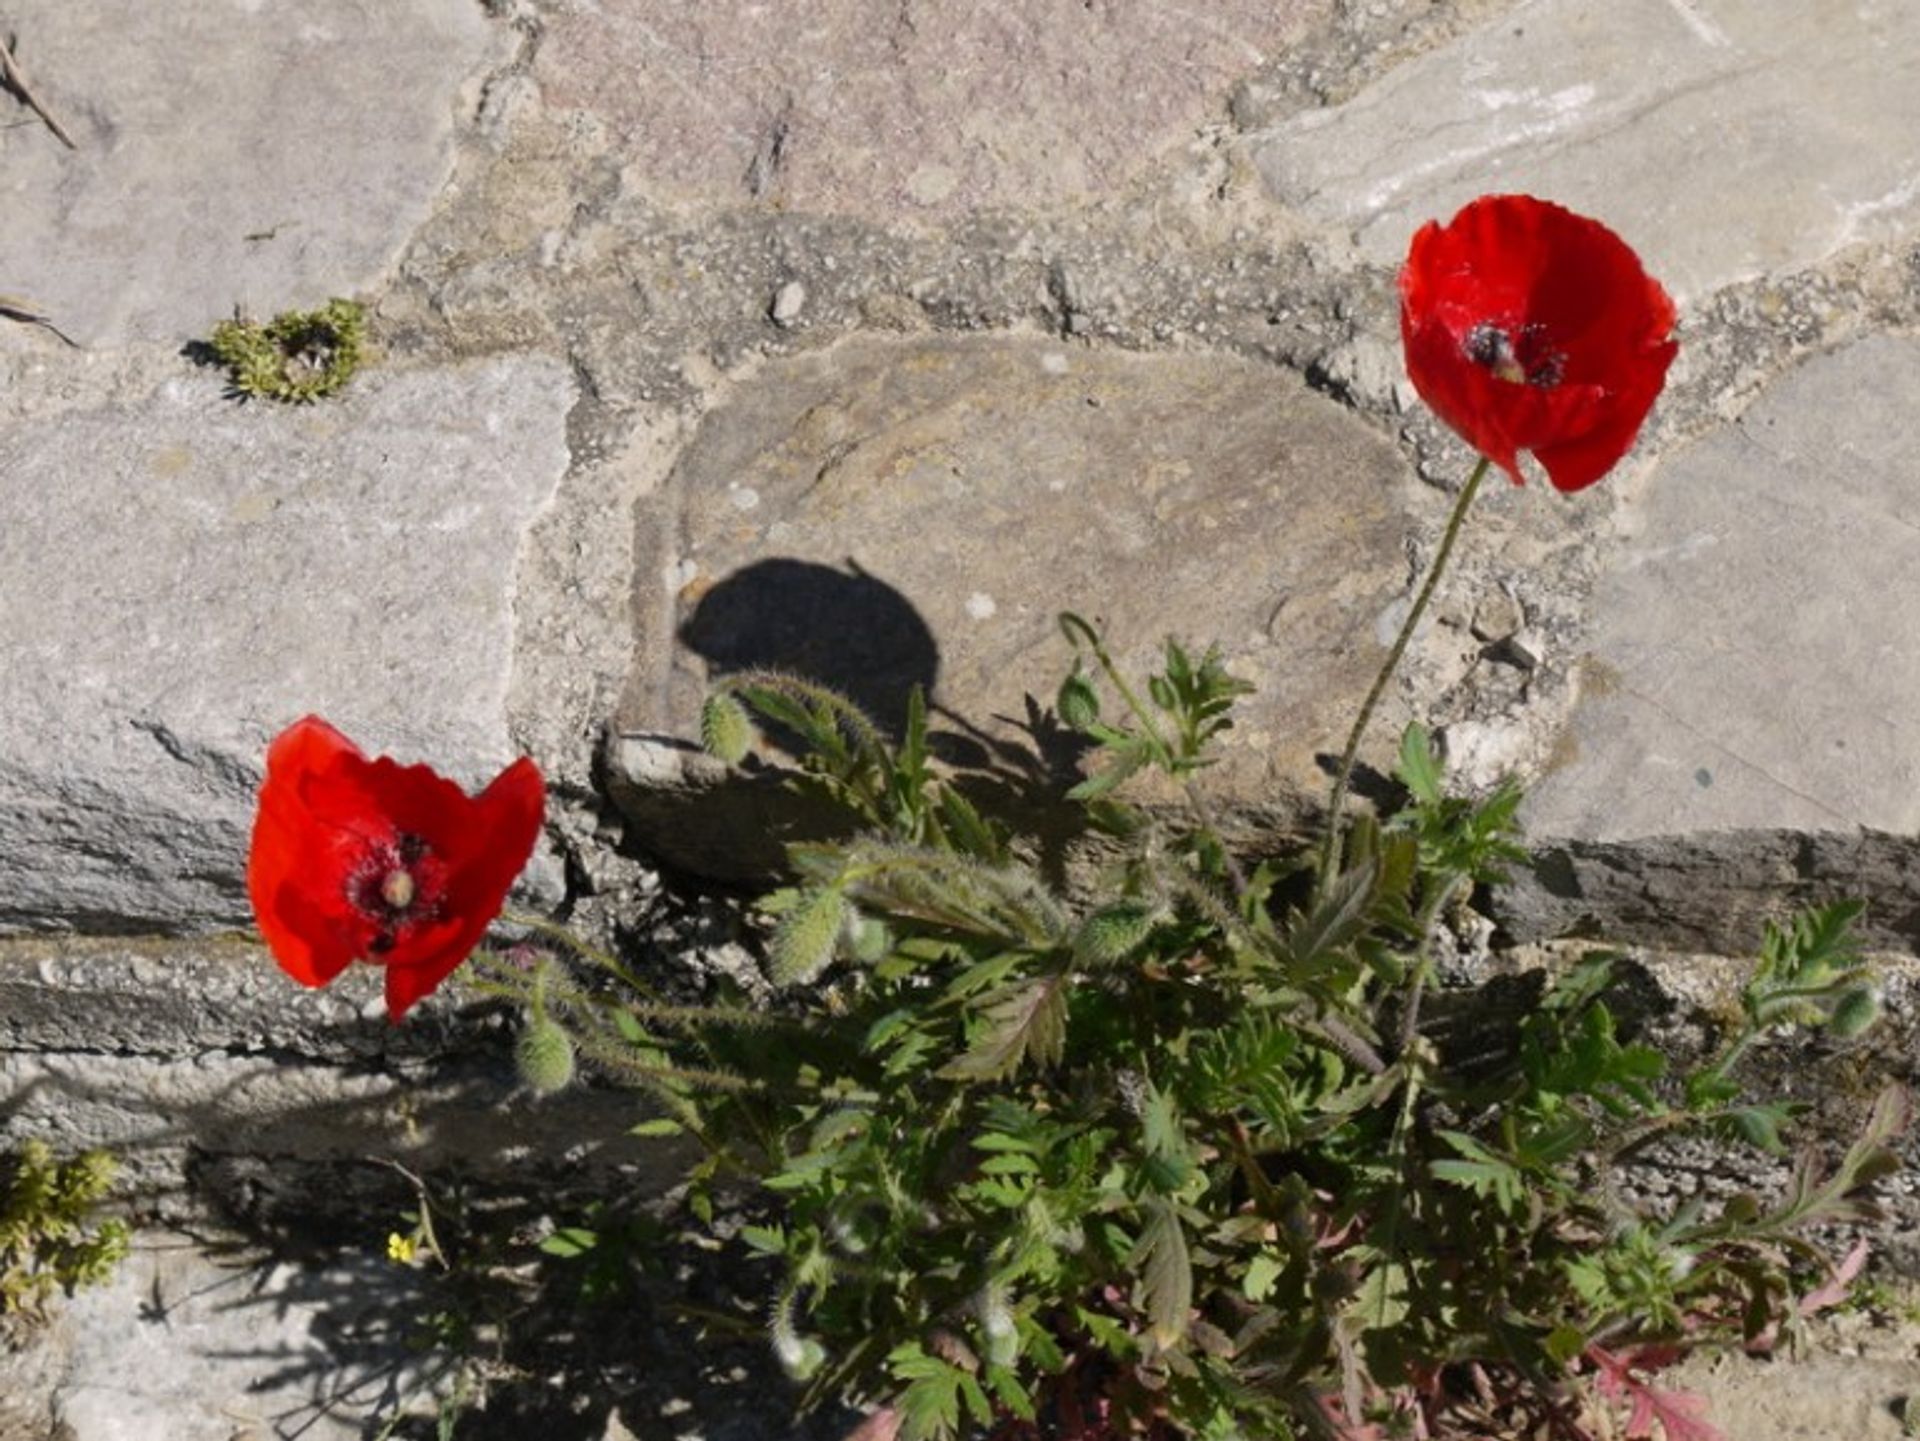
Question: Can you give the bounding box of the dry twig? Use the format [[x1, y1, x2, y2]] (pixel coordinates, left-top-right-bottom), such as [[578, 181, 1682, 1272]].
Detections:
[[0, 30, 77, 149], [0, 292, 79, 347]]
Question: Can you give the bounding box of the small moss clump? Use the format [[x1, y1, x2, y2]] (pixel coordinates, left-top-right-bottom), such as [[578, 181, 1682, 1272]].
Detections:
[[209, 297, 367, 402], [1, 1140, 130, 1339]]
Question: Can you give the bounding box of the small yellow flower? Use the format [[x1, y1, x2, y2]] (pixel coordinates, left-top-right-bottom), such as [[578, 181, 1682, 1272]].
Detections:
[[386, 1232, 418, 1265]]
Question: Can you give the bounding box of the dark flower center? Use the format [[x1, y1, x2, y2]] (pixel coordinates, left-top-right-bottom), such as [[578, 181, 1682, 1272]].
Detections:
[[1463, 321, 1565, 388], [347, 831, 448, 955]]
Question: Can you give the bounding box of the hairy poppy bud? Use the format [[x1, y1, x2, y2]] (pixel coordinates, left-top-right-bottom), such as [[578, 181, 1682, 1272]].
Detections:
[[700, 692, 753, 765], [516, 1016, 577, 1095], [1074, 901, 1156, 967], [1057, 671, 1101, 731], [772, 886, 846, 987], [1830, 986, 1881, 1040]]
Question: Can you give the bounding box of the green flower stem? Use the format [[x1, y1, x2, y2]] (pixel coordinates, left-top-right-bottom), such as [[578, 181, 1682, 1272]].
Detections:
[[1318, 455, 1492, 893]]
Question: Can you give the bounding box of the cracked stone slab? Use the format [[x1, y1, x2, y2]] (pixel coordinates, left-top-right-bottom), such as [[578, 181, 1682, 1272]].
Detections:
[[1250, 0, 1920, 300], [1505, 335, 1920, 951], [0, 0, 506, 347], [608, 334, 1420, 881], [535, 0, 1331, 217], [0, 357, 572, 935]]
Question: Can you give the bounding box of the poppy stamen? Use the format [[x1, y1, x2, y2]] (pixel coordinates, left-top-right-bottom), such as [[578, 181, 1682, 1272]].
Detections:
[[381, 869, 417, 911], [1462, 322, 1564, 388]]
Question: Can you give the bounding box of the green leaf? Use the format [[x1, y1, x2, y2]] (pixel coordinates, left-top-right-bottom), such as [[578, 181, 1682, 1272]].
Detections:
[[1431, 1131, 1525, 1213], [1283, 859, 1377, 972], [629, 1116, 685, 1138], [1129, 1197, 1193, 1347], [538, 1227, 599, 1259], [1396, 722, 1444, 806], [1346, 1259, 1411, 1334], [1066, 743, 1149, 802], [941, 975, 1070, 1081], [1244, 1253, 1284, 1303]]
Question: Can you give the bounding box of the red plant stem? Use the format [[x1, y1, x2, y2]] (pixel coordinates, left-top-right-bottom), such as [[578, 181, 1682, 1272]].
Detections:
[[1316, 456, 1491, 893]]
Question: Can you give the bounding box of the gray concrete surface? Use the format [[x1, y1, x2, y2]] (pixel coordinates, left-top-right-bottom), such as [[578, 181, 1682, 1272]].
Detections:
[[7, 0, 1920, 1435]]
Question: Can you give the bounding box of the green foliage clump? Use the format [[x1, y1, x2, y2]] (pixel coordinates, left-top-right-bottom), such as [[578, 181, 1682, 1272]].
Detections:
[[517, 620, 1900, 1441], [1, 1140, 130, 1337], [208, 297, 366, 401]]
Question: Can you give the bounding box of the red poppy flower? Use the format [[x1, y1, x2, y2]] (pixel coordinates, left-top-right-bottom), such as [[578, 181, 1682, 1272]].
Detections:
[[1399, 194, 1678, 493], [247, 716, 545, 1021]]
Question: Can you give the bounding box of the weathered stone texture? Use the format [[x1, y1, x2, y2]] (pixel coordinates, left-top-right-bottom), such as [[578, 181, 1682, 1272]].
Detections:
[[0, 0, 506, 346], [535, 0, 1330, 217], [1252, 0, 1920, 300], [610, 335, 1422, 879], [0, 358, 573, 935], [1509, 335, 1920, 950]]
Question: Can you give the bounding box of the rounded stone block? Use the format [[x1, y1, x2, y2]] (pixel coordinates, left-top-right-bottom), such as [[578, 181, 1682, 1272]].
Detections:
[[609, 334, 1420, 881]]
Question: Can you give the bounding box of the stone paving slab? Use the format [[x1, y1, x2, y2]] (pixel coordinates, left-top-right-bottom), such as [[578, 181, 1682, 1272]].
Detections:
[[1250, 0, 1920, 301], [0, 0, 506, 347], [609, 333, 1422, 879], [6, 1231, 444, 1441], [0, 356, 572, 934], [1507, 334, 1920, 951], [536, 0, 1330, 218]]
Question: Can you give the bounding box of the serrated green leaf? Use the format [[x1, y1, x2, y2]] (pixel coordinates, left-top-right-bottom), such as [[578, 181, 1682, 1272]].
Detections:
[[1129, 1197, 1193, 1347], [1284, 859, 1377, 972], [1066, 744, 1149, 802], [941, 975, 1070, 1081], [1244, 1253, 1283, 1303]]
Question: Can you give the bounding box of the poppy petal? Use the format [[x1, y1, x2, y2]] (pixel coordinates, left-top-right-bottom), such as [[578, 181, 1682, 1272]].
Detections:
[[1398, 194, 1676, 493], [245, 717, 547, 1020]]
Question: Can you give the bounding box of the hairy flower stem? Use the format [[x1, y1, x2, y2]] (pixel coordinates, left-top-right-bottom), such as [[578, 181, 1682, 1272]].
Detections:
[[1317, 455, 1492, 896]]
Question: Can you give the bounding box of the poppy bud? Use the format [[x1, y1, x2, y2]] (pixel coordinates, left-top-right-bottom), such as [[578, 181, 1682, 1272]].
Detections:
[[1830, 986, 1882, 1040], [1057, 671, 1101, 731], [516, 1016, 577, 1095], [772, 886, 846, 987], [1074, 901, 1156, 967], [976, 1282, 1018, 1367], [842, 908, 893, 965], [700, 693, 754, 765]]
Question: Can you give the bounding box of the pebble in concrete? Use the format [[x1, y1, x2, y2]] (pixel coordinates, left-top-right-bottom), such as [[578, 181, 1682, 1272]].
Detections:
[[0, 1, 506, 346], [1510, 334, 1920, 950], [1251, 0, 1920, 300], [536, 0, 1331, 216], [0, 358, 573, 935], [610, 334, 1420, 881]]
